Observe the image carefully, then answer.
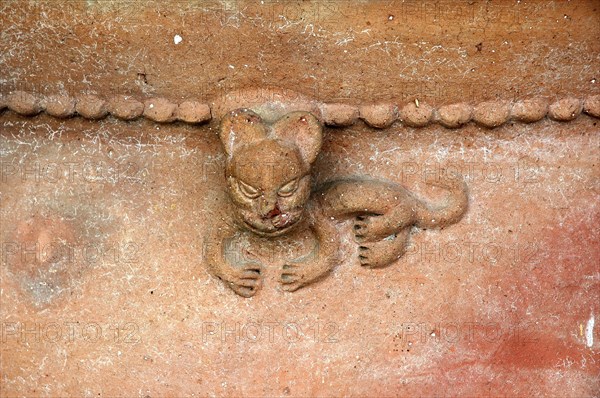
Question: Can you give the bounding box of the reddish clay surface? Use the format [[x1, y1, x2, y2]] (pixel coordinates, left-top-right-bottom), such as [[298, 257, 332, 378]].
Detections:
[[1, 1, 599, 397]]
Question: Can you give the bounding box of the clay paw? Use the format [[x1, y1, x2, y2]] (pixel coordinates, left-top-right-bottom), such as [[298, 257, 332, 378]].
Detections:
[[280, 262, 306, 292], [357, 230, 409, 268], [354, 215, 397, 242], [228, 261, 263, 298]]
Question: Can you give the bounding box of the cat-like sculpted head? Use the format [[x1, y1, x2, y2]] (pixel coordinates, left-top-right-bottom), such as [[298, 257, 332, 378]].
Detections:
[[220, 109, 322, 237]]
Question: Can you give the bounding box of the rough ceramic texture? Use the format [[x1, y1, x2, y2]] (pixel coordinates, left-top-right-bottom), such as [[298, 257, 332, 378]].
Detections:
[[3, 112, 597, 398], [511, 98, 550, 123], [106, 95, 145, 121], [472, 101, 512, 128], [75, 94, 108, 119], [1, 1, 599, 397], [548, 97, 584, 121], [359, 103, 398, 128], [6, 91, 43, 116], [319, 103, 360, 126], [400, 101, 434, 127], [437, 102, 473, 128], [584, 95, 600, 118], [143, 97, 178, 123], [175, 100, 211, 124], [42, 94, 76, 118]]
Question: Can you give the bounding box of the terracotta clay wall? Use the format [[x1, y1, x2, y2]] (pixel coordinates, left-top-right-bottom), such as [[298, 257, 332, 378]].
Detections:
[[1, 1, 599, 397]]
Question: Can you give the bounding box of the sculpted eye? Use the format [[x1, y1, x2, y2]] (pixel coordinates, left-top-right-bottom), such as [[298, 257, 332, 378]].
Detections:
[[278, 179, 299, 197], [238, 180, 260, 199]]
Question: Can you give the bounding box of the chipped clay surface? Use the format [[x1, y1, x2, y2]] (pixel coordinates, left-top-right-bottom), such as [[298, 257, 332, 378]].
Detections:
[[1, 1, 599, 397]]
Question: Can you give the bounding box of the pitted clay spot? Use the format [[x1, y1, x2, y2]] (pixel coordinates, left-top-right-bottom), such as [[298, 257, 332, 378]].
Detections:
[[6, 215, 82, 307]]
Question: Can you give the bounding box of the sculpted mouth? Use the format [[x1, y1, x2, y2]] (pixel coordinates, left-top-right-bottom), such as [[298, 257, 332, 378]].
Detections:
[[242, 213, 301, 235], [271, 213, 294, 228]]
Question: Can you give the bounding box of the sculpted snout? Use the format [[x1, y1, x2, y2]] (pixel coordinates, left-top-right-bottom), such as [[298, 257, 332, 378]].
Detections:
[[258, 195, 280, 218]]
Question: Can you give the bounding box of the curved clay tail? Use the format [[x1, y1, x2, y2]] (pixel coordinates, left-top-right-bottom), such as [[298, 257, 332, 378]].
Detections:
[[414, 173, 469, 229]]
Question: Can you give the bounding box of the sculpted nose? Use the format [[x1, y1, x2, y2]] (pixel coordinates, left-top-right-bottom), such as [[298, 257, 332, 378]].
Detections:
[[266, 205, 281, 219], [259, 197, 279, 218]]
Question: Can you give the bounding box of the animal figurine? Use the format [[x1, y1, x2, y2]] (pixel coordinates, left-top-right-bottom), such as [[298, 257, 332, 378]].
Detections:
[[204, 108, 468, 297]]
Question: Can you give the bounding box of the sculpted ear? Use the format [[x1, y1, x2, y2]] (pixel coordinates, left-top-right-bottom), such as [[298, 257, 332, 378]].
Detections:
[[219, 109, 268, 157], [272, 111, 323, 164]]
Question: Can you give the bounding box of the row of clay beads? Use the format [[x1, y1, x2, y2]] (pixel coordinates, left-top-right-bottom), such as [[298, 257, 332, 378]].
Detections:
[[0, 92, 211, 124], [2, 91, 599, 128], [321, 95, 600, 128]]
